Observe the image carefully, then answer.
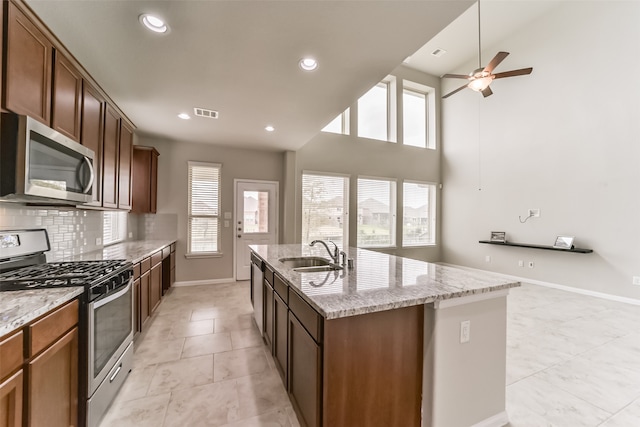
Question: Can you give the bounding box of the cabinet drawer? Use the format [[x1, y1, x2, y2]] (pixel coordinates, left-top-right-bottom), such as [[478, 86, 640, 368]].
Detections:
[[133, 263, 141, 279], [274, 274, 288, 303], [0, 330, 23, 380], [141, 257, 151, 273], [151, 250, 162, 267], [289, 291, 322, 344], [264, 265, 274, 285], [29, 299, 78, 357], [162, 246, 170, 259], [170, 253, 176, 270], [170, 243, 176, 252]]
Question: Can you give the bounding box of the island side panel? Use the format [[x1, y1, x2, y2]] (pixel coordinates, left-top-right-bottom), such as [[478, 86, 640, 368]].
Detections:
[[323, 305, 424, 427], [423, 294, 508, 427]]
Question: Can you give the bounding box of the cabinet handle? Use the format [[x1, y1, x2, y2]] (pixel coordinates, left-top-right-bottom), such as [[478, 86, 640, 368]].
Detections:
[[109, 363, 122, 383]]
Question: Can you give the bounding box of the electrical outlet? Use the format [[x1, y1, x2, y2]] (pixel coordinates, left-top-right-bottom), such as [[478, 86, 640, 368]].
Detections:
[[528, 261, 534, 268], [485, 255, 491, 263], [518, 260, 524, 267], [528, 209, 541, 218], [224, 220, 230, 228], [128, 232, 133, 239], [460, 320, 471, 343], [633, 276, 640, 286], [95, 237, 102, 246]]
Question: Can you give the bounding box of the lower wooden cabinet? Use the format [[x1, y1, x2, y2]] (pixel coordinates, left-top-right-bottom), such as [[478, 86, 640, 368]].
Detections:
[[0, 370, 23, 427], [273, 292, 288, 383], [288, 313, 322, 427], [263, 279, 274, 349], [27, 327, 78, 427], [140, 271, 150, 329], [150, 262, 162, 313]]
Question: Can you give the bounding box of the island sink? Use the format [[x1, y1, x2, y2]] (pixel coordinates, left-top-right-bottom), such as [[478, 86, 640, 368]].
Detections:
[[278, 256, 330, 268]]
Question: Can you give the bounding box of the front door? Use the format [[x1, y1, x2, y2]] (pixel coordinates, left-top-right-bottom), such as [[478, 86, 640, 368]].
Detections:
[[235, 180, 279, 280]]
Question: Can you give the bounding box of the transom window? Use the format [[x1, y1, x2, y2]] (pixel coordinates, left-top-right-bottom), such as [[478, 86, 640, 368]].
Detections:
[[322, 108, 350, 135], [358, 82, 390, 141]]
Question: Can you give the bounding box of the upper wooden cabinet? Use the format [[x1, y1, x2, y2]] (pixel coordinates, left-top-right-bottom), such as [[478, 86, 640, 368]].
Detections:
[[102, 104, 120, 209], [4, 1, 53, 124], [132, 146, 159, 214], [81, 81, 105, 206], [118, 122, 134, 210], [52, 51, 82, 141]]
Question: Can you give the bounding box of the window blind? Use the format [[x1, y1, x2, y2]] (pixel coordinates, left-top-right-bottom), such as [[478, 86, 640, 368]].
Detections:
[[402, 181, 435, 246], [188, 162, 221, 254], [357, 178, 396, 247], [301, 173, 349, 249]]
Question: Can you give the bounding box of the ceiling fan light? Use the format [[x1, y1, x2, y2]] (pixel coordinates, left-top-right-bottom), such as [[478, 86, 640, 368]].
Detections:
[[469, 76, 494, 92]]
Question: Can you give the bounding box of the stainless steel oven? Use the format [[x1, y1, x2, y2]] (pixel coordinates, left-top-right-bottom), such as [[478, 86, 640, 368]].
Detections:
[[0, 229, 134, 427], [87, 276, 134, 427], [0, 113, 95, 204]]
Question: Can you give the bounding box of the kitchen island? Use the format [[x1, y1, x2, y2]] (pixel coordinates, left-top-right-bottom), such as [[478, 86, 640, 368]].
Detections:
[[250, 244, 520, 427]]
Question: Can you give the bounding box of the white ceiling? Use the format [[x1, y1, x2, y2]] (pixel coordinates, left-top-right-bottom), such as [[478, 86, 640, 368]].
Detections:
[[26, 1, 561, 152]]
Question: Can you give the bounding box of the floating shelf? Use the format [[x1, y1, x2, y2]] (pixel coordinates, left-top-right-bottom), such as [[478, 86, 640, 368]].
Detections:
[[478, 240, 593, 254]]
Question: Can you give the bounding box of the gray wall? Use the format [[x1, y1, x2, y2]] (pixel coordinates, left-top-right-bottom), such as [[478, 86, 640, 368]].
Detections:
[[441, 2, 640, 300], [138, 135, 285, 282], [285, 65, 443, 262]]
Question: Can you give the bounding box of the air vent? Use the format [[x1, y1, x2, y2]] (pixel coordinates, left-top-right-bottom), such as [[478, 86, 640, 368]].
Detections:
[[193, 108, 219, 119], [431, 48, 447, 57]]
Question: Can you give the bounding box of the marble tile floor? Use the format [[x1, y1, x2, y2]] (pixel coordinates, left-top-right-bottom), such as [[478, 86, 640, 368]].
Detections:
[[99, 281, 640, 427]]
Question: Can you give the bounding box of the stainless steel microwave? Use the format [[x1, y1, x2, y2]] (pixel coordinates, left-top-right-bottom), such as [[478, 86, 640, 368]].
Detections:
[[0, 113, 95, 204]]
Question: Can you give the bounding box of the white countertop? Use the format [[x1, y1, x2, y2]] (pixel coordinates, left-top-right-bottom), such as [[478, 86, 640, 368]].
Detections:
[[250, 244, 520, 319], [0, 287, 84, 337]]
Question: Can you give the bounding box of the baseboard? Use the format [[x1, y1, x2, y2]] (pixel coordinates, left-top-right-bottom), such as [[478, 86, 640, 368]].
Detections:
[[471, 411, 509, 427], [437, 262, 640, 306], [173, 278, 236, 287]]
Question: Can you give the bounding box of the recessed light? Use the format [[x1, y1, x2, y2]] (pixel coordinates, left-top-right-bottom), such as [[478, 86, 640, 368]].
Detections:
[[139, 14, 169, 33], [299, 58, 318, 71], [265, 125, 275, 132], [178, 113, 191, 120]]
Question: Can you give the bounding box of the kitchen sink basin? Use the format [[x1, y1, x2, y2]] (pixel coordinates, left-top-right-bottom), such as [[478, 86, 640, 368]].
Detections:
[[293, 265, 344, 273], [279, 256, 330, 268]]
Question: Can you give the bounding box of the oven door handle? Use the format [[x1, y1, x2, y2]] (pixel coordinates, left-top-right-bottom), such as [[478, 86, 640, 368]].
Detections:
[[92, 279, 132, 309]]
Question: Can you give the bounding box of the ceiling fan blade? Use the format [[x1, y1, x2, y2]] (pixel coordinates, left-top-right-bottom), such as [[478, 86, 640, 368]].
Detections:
[[442, 74, 470, 79], [483, 51, 509, 73], [493, 67, 533, 79], [481, 86, 493, 98], [442, 83, 469, 99]]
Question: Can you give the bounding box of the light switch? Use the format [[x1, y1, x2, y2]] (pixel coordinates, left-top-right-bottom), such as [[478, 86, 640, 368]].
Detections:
[[224, 220, 229, 228], [224, 212, 232, 219]]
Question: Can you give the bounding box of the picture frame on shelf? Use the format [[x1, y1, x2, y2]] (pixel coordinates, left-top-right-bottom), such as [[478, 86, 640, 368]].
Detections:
[[553, 236, 575, 249], [490, 231, 506, 243]]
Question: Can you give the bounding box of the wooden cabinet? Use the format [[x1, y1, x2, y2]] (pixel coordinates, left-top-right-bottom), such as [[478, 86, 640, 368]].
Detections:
[[118, 122, 133, 210], [0, 370, 23, 427], [150, 262, 162, 313], [273, 290, 288, 383], [140, 270, 150, 330], [52, 51, 82, 141], [4, 1, 53, 124], [263, 277, 274, 349], [132, 146, 159, 214], [288, 313, 322, 427], [102, 104, 120, 208], [0, 330, 23, 427], [81, 80, 104, 206], [27, 327, 78, 427]]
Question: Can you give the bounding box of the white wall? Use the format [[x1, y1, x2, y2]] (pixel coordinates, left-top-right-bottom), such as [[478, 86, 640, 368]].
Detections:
[[138, 135, 285, 282], [287, 65, 443, 262], [441, 2, 640, 300]]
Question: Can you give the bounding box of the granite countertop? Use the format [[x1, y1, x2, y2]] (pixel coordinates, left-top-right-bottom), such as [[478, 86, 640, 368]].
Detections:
[[64, 239, 176, 263], [250, 244, 521, 319], [0, 287, 84, 337]]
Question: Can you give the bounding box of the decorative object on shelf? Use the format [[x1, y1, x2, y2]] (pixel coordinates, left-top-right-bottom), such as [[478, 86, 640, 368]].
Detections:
[[553, 236, 575, 250], [490, 231, 506, 243], [479, 240, 593, 254]]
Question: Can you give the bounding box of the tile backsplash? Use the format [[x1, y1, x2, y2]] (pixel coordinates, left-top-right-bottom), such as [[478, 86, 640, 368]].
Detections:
[[0, 204, 103, 261], [0, 204, 178, 261]]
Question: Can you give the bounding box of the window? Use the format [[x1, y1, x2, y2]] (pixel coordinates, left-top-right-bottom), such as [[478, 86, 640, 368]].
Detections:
[[403, 88, 426, 148], [322, 108, 350, 135], [358, 82, 389, 141], [402, 181, 436, 246], [188, 162, 221, 255], [301, 173, 349, 249], [357, 178, 396, 247], [103, 211, 127, 245]]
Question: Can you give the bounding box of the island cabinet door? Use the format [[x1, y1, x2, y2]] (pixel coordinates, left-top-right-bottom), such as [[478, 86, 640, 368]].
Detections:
[[263, 279, 274, 349], [288, 313, 322, 427], [273, 292, 288, 383]]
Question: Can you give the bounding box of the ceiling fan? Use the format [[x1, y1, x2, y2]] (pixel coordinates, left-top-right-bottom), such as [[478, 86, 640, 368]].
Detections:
[[442, 1, 533, 99]]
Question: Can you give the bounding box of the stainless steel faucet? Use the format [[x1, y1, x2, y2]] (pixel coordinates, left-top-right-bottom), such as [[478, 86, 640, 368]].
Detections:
[[310, 240, 340, 264]]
